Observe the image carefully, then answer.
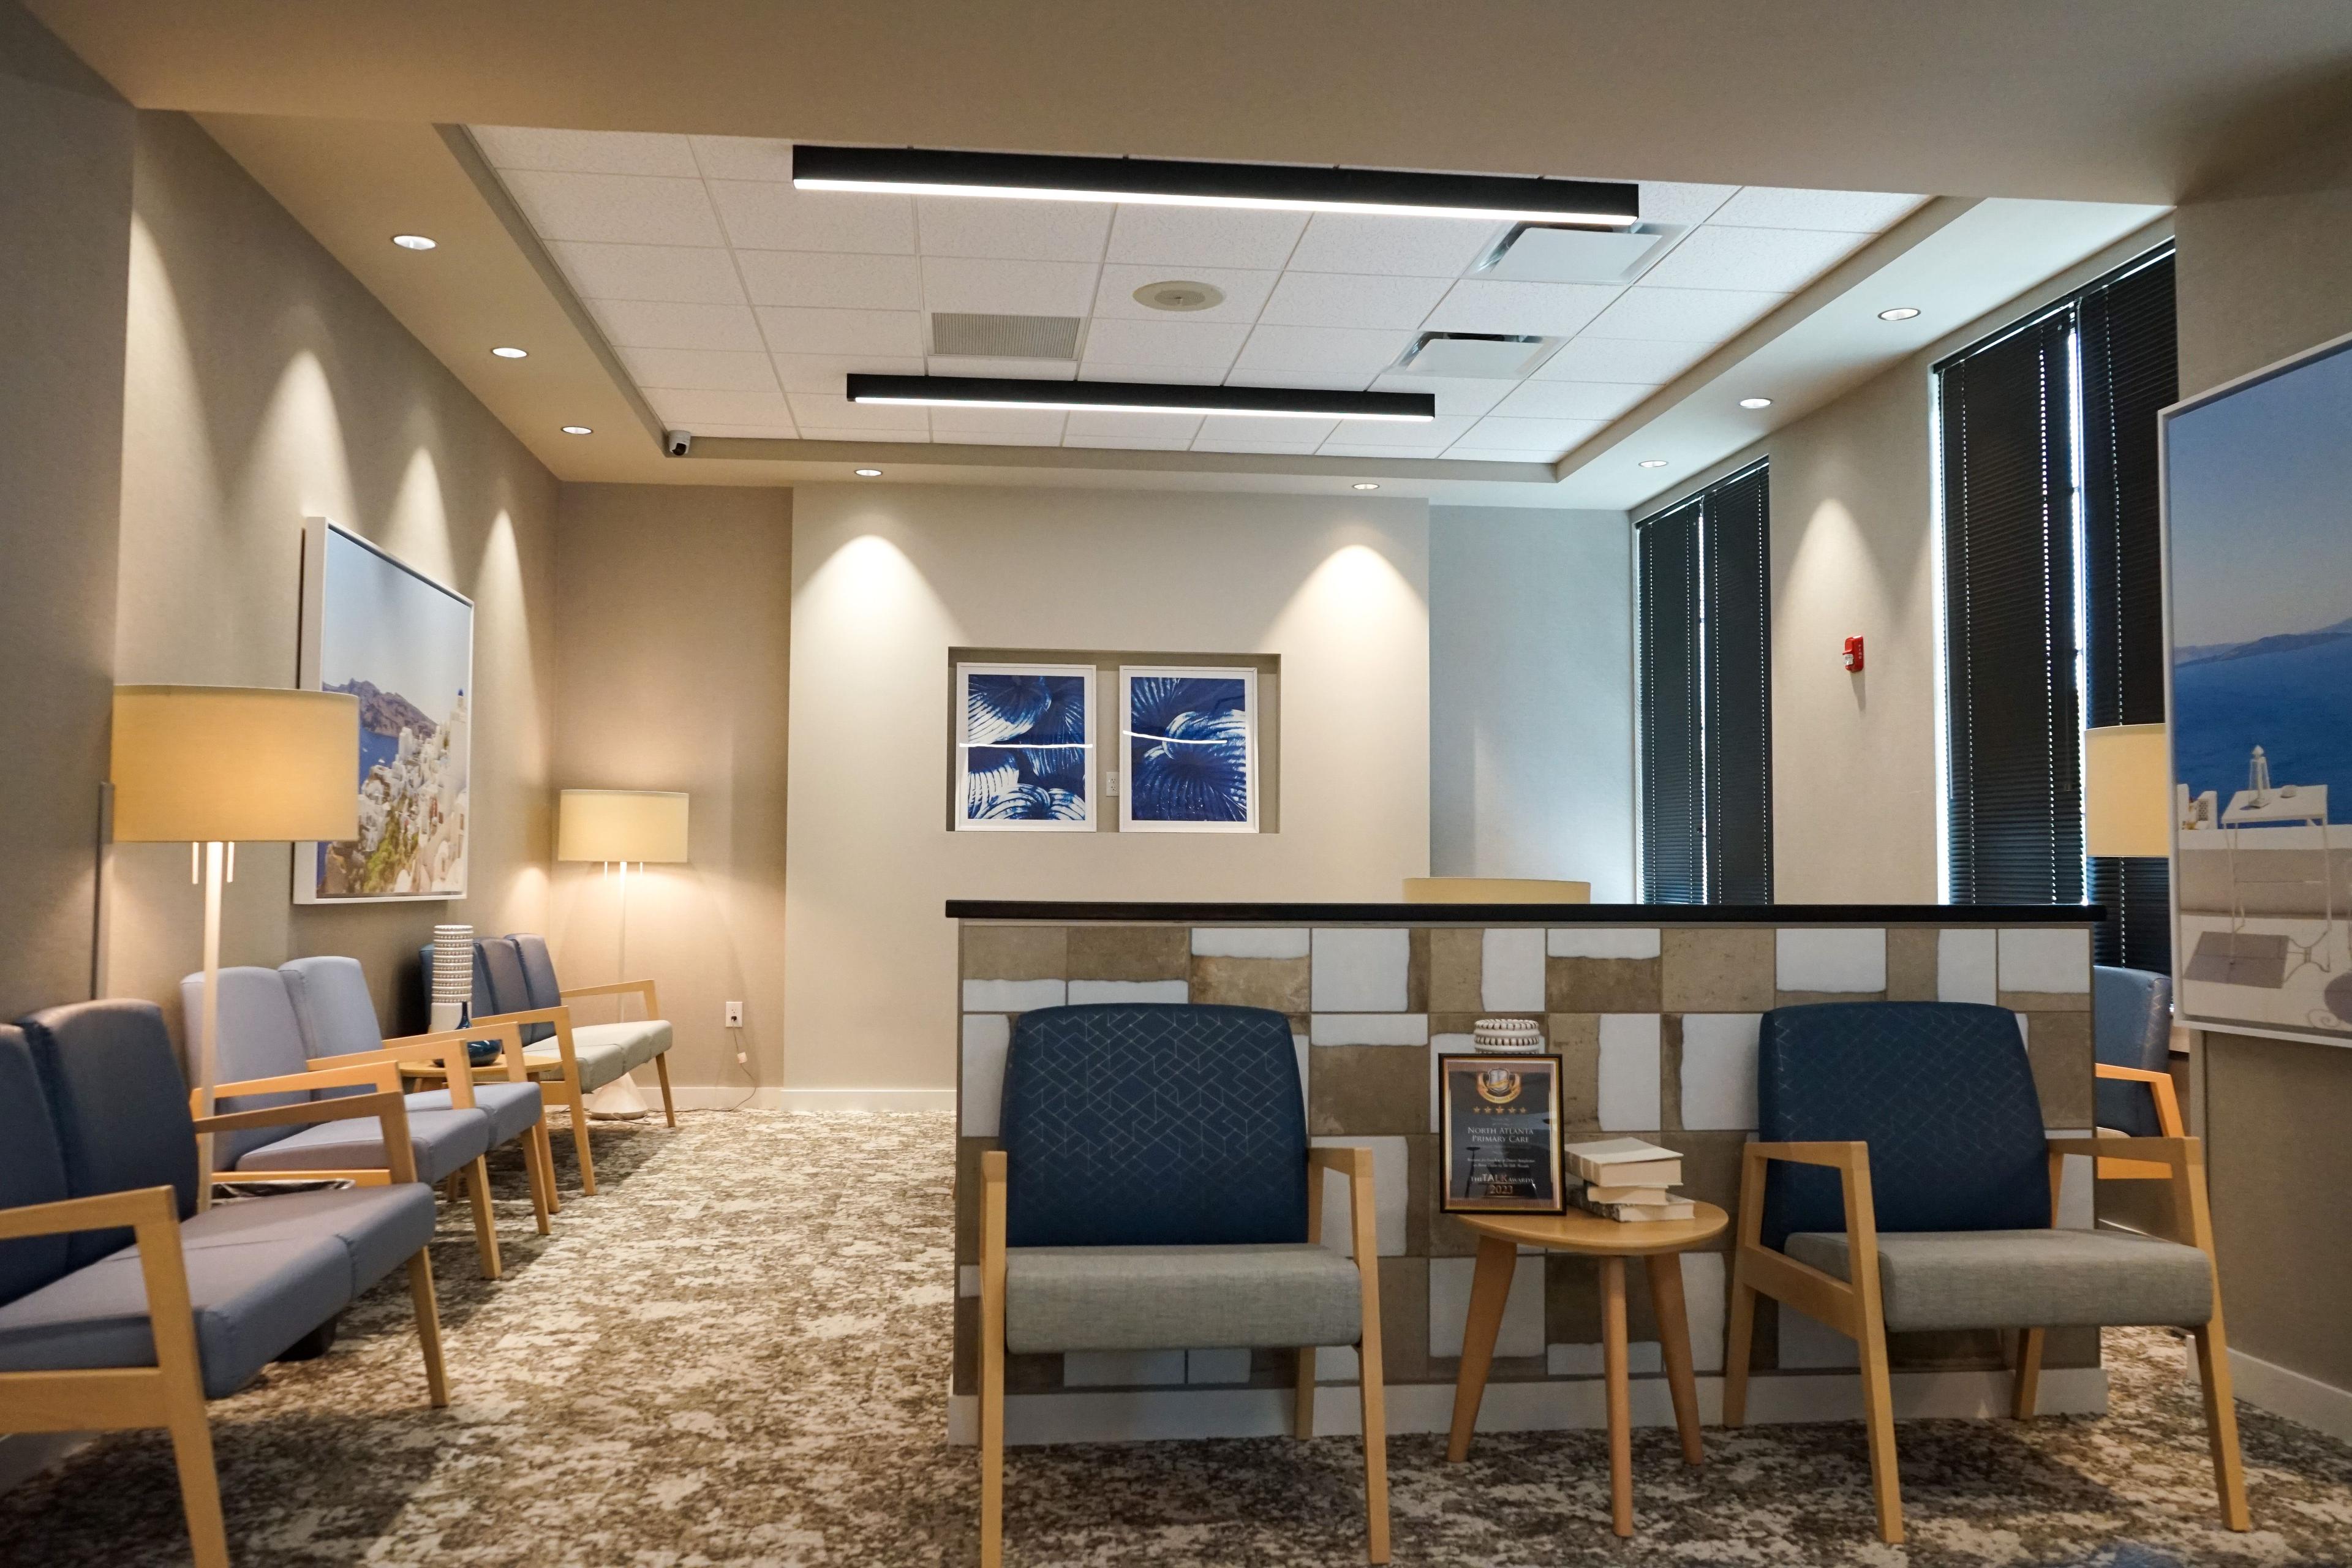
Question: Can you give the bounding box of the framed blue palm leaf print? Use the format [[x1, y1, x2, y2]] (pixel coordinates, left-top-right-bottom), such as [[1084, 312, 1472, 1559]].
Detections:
[[956, 663, 1095, 831], [1120, 666, 1258, 832]]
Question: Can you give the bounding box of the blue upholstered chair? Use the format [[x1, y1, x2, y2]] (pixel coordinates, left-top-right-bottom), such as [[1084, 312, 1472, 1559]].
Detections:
[[417, 935, 676, 1196], [976, 1004, 1387, 1567], [1721, 1001, 2245, 1543], [0, 1001, 449, 1568], [2093, 967, 2187, 1180], [187, 966, 518, 1278]]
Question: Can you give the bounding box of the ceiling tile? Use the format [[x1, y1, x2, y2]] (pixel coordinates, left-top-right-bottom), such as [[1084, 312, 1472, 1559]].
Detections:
[[755, 307, 925, 356], [1232, 325, 1413, 377], [737, 250, 921, 311], [649, 388, 794, 431], [1318, 442, 1449, 459], [1581, 285, 1785, 342], [1639, 181, 1740, 226], [594, 298, 764, 352], [548, 241, 745, 304], [1709, 186, 1925, 232], [1531, 336, 1716, 384], [710, 181, 916, 254], [1424, 279, 1619, 337], [1079, 317, 1250, 368], [925, 356, 1079, 380], [1106, 205, 1308, 269], [1319, 415, 1477, 448], [1258, 272, 1450, 330], [787, 393, 929, 431], [1286, 213, 1504, 276], [1458, 415, 1609, 454], [503, 170, 725, 247], [1079, 362, 1234, 385], [1091, 264, 1277, 324], [1063, 411, 1204, 442], [795, 426, 932, 443], [1226, 370, 1373, 392], [916, 197, 1113, 261], [685, 135, 797, 182], [1196, 415, 1339, 446], [619, 346, 779, 392], [1191, 436, 1326, 454], [920, 256, 1100, 317], [1366, 372, 1518, 417], [475, 126, 698, 178], [673, 423, 797, 440], [928, 407, 1068, 442], [937, 428, 1067, 447], [1637, 225, 1875, 293], [1436, 447, 1559, 463], [1490, 380, 1651, 420], [771, 353, 924, 393]]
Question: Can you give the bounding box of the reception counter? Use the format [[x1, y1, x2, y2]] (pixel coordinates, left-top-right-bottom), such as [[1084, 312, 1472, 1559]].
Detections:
[[946, 902, 2101, 1446]]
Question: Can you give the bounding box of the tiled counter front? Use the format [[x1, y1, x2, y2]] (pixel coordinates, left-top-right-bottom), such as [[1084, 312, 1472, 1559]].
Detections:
[[949, 908, 2101, 1445]]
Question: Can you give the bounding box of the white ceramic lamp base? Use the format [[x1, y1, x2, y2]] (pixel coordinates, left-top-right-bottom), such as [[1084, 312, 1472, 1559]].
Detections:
[[587, 1074, 650, 1120]]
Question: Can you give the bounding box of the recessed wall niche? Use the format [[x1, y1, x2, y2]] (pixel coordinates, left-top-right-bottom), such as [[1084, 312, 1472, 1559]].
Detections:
[[947, 647, 1281, 834]]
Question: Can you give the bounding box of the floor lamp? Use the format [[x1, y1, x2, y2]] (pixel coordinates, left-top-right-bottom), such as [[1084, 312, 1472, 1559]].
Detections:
[[110, 685, 359, 1209], [557, 788, 688, 1119]]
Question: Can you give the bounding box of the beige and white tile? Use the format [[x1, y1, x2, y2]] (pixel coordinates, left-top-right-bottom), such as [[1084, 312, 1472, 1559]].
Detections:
[[1597, 1013, 1663, 1130], [1776, 927, 1887, 993], [1430, 1254, 1545, 1359], [1311, 927, 1411, 1011]]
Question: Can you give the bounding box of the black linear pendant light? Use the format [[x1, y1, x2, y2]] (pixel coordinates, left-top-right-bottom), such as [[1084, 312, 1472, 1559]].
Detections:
[[846, 374, 1437, 422]]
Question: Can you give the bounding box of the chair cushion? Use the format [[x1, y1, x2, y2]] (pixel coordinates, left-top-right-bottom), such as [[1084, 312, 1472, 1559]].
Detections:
[[232, 1107, 491, 1186], [405, 1081, 543, 1146], [184, 967, 316, 1168], [18, 1001, 200, 1267], [178, 1185, 435, 1299], [1001, 1005, 1309, 1248], [2094, 965, 2173, 1137], [561, 1038, 636, 1095], [0, 1234, 349, 1399], [1759, 1002, 2051, 1250], [1004, 1244, 1362, 1354], [573, 1019, 671, 1072], [0, 1026, 74, 1308], [1785, 1227, 2214, 1332]]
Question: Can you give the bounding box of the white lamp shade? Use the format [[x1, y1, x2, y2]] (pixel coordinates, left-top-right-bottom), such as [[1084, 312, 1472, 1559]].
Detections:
[[2086, 722, 2172, 858], [557, 789, 690, 862], [110, 685, 359, 843]]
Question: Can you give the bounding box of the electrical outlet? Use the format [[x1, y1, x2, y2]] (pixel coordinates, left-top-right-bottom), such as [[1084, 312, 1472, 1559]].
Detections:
[[725, 1001, 744, 1028], [1105, 770, 1121, 797]]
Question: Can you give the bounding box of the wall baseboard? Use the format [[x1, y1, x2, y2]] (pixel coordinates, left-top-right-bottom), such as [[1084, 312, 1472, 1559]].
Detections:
[[943, 1365, 2108, 1447], [2202, 1346, 2352, 1445], [647, 1084, 956, 1113]]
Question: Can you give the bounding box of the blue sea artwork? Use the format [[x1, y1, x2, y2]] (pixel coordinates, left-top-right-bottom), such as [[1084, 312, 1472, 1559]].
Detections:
[[960, 668, 1091, 826], [1126, 673, 1253, 827]]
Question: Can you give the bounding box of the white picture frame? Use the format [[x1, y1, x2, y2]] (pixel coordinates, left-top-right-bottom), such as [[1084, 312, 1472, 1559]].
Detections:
[[1118, 665, 1259, 834], [956, 662, 1097, 831]]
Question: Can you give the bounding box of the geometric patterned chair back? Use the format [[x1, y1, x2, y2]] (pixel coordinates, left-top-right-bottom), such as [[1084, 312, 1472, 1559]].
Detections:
[[1758, 1001, 2051, 1250], [2093, 964, 2171, 1137], [1000, 1004, 1308, 1249]]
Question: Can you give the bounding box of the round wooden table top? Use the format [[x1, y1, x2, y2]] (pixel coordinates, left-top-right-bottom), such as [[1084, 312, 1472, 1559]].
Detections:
[[1453, 1201, 1729, 1256]]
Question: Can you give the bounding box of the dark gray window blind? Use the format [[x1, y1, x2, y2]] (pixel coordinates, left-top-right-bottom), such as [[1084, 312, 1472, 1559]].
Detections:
[[1638, 461, 1771, 904]]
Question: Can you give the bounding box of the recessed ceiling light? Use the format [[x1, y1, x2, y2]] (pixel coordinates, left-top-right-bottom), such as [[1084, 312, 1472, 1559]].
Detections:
[[854, 468, 883, 478], [1738, 396, 1773, 409], [846, 374, 1433, 423], [1639, 459, 1668, 469], [1352, 481, 1381, 491], [560, 425, 592, 435], [1878, 306, 1921, 322], [792, 145, 1640, 227], [391, 234, 437, 251], [491, 345, 528, 360]]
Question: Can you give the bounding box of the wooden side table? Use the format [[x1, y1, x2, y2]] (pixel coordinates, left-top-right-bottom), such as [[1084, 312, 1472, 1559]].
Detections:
[[1446, 1202, 1730, 1537]]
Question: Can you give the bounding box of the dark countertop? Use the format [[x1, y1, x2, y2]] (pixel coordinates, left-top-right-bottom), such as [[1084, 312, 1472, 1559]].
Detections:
[[946, 900, 2103, 924]]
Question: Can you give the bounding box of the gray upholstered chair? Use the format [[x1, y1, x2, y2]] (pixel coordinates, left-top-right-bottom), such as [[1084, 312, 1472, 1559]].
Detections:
[[977, 1003, 1387, 1567], [188, 966, 518, 1278], [1722, 1001, 2247, 1544], [2093, 965, 2185, 1178], [0, 1001, 448, 1568]]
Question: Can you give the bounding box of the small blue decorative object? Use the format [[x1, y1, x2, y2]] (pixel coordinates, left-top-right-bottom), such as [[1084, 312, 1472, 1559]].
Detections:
[[1122, 667, 1257, 831], [958, 665, 1095, 829]]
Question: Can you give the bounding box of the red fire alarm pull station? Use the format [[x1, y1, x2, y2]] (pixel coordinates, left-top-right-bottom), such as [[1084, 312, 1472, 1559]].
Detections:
[[1842, 635, 1865, 673]]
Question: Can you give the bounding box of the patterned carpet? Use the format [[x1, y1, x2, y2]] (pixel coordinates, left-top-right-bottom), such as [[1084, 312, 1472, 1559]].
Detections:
[[4, 1110, 2350, 1566]]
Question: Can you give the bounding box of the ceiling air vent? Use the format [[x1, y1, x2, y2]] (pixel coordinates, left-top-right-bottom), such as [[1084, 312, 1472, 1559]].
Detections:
[[1393, 332, 1556, 379], [1476, 222, 1670, 284], [929, 312, 1082, 359]]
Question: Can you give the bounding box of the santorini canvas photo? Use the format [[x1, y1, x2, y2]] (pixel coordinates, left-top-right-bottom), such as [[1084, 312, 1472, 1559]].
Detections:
[[295, 519, 473, 902], [2165, 334, 2352, 1039]]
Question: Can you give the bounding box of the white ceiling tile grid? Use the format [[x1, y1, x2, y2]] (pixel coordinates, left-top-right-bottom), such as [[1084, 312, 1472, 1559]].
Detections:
[[476, 127, 1921, 456]]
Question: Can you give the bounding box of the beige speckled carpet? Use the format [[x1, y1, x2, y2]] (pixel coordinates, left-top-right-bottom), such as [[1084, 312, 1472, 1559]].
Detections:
[[4, 1110, 2350, 1566]]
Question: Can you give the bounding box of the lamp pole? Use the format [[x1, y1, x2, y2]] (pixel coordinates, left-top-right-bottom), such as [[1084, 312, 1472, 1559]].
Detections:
[[195, 839, 225, 1211]]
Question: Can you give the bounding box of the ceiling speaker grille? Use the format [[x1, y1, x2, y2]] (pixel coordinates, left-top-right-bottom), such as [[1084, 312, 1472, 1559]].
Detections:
[[929, 312, 1082, 359]]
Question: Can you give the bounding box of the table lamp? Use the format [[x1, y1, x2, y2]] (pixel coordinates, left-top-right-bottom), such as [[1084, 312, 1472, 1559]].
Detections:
[[111, 684, 359, 1207], [556, 788, 688, 1117], [2086, 722, 2172, 858]]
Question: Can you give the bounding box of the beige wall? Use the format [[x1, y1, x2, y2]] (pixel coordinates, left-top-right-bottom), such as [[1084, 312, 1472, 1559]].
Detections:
[[787, 484, 1430, 1093], [548, 482, 790, 1095], [0, 4, 130, 1017], [100, 111, 560, 1038]]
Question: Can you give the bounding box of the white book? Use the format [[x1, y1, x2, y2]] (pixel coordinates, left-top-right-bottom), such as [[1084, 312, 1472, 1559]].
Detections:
[[1564, 1137, 1683, 1188]]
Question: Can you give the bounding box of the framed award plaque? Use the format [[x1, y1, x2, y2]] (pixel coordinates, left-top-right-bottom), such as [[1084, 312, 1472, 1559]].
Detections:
[[1439, 1054, 1566, 1213]]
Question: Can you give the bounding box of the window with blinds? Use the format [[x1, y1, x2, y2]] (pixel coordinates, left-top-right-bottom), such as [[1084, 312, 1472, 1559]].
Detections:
[[1937, 246, 2175, 968], [1637, 461, 1771, 905]]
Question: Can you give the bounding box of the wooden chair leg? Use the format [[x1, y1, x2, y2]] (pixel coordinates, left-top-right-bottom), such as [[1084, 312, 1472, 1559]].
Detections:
[[566, 1074, 598, 1196], [406, 1250, 451, 1408], [1294, 1346, 1317, 1438], [980, 1283, 1005, 1568], [464, 1156, 502, 1280], [2013, 1327, 2046, 1419], [1359, 1329, 1390, 1566], [534, 1121, 561, 1214], [520, 1128, 552, 1237], [164, 1384, 230, 1568], [653, 1050, 678, 1128], [1855, 1305, 1904, 1544], [1444, 1236, 1516, 1463], [2193, 1319, 2252, 1529]]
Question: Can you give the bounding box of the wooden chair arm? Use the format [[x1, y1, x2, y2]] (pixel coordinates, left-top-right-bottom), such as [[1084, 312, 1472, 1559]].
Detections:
[[206, 1061, 396, 1102], [1307, 1146, 1374, 1178], [2050, 1133, 2191, 1167], [194, 1090, 422, 1184], [981, 1150, 1007, 1185], [560, 978, 659, 1015], [1744, 1140, 1871, 1169], [2095, 1062, 2186, 1137], [0, 1185, 179, 1243]]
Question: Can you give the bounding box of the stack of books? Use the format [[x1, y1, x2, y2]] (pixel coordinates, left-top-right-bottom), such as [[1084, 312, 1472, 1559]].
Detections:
[[1564, 1137, 1695, 1221]]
